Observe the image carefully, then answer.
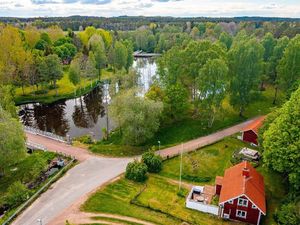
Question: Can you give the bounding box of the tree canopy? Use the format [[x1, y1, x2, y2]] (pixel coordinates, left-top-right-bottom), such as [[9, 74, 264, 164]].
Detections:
[[262, 86, 300, 190]]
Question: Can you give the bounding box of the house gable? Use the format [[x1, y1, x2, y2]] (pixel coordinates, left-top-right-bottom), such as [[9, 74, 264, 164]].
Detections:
[[220, 194, 266, 216], [220, 195, 261, 225]]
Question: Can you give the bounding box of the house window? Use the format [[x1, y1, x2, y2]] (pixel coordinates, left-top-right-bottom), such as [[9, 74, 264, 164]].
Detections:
[[228, 200, 233, 204], [252, 204, 257, 209], [238, 198, 248, 207], [236, 210, 247, 219]]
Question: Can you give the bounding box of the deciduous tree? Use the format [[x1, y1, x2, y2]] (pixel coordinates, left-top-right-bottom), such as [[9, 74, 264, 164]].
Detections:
[[109, 90, 163, 145], [262, 86, 300, 190], [197, 58, 228, 127], [0, 108, 26, 176], [229, 37, 264, 116], [44, 54, 63, 95], [277, 34, 300, 95]]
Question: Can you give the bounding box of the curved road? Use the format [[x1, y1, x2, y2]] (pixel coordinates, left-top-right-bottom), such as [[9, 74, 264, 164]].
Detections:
[[12, 117, 262, 225]]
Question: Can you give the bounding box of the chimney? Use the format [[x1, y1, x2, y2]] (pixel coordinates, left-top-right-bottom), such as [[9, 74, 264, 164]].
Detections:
[[242, 168, 250, 178]]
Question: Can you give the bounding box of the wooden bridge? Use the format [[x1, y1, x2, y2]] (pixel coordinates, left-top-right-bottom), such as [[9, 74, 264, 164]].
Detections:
[[133, 50, 161, 58]]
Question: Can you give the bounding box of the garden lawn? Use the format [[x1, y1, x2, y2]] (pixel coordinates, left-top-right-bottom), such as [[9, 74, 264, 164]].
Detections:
[[89, 86, 285, 156], [82, 178, 180, 225], [83, 138, 286, 225], [159, 137, 251, 185], [91, 216, 143, 225]]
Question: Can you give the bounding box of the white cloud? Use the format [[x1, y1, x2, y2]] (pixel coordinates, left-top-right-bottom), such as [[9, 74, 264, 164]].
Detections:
[[0, 0, 300, 17]]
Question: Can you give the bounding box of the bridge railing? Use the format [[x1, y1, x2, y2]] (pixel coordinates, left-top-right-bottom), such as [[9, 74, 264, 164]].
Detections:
[[26, 141, 47, 152], [24, 126, 72, 145]]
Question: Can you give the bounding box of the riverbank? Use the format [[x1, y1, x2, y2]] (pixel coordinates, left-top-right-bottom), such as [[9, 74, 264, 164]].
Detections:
[[89, 86, 285, 157], [14, 73, 100, 105]]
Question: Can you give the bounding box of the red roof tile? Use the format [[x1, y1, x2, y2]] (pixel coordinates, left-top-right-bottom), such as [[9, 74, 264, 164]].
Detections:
[[219, 161, 266, 215], [242, 116, 266, 134]]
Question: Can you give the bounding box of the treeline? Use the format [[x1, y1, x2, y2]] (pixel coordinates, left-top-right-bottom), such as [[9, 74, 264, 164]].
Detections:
[[1, 15, 300, 31], [114, 20, 300, 53], [0, 24, 133, 96]]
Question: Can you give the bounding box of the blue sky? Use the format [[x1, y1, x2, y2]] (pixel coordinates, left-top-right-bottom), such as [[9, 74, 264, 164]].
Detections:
[[0, 0, 300, 18]]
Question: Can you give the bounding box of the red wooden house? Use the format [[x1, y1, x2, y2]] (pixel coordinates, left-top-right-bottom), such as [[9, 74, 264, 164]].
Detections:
[[241, 116, 266, 145], [216, 161, 266, 225]]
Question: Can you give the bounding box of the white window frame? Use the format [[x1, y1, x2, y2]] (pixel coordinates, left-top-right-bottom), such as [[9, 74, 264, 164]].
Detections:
[[252, 204, 257, 209], [236, 210, 247, 219], [228, 199, 233, 204], [238, 198, 248, 207]]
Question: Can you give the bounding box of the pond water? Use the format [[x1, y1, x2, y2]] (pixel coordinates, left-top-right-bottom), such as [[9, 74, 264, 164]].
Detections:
[[19, 57, 158, 140]]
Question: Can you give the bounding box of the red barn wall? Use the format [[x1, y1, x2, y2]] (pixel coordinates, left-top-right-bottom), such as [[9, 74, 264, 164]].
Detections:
[[242, 130, 258, 145], [216, 184, 222, 195], [222, 196, 260, 225]]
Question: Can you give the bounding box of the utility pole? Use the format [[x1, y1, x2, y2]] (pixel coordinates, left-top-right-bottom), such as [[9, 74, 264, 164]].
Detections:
[[179, 143, 183, 190], [104, 82, 109, 139], [157, 140, 161, 156]]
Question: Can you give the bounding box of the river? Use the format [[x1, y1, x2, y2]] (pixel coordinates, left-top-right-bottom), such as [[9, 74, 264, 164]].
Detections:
[[19, 57, 158, 140]]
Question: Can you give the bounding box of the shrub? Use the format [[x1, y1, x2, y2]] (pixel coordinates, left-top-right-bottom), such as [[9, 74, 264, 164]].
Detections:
[[5, 181, 30, 208], [75, 135, 94, 144], [142, 151, 163, 173], [33, 89, 48, 95], [275, 203, 300, 225], [177, 188, 188, 198], [19, 153, 48, 183], [125, 160, 148, 182]]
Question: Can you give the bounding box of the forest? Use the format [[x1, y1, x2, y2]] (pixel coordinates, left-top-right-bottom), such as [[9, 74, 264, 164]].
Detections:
[[0, 17, 299, 224]]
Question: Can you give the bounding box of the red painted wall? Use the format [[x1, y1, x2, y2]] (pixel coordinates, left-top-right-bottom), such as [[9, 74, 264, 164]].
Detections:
[[216, 184, 222, 195], [243, 130, 258, 145], [222, 196, 260, 225]]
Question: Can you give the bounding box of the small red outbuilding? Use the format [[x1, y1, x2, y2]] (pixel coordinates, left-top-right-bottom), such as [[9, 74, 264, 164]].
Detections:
[[241, 116, 266, 145]]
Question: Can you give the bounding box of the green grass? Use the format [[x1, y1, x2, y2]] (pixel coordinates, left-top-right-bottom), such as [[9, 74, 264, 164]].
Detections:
[[100, 69, 114, 81], [91, 216, 142, 225], [89, 86, 285, 157], [90, 131, 147, 157], [14, 70, 101, 105], [83, 175, 234, 225], [0, 151, 57, 223], [83, 138, 286, 225], [82, 178, 180, 225], [159, 137, 250, 185]]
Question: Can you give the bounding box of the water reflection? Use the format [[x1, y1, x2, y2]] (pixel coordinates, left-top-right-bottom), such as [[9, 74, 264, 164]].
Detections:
[[19, 86, 106, 139], [134, 57, 158, 96], [19, 57, 158, 139]]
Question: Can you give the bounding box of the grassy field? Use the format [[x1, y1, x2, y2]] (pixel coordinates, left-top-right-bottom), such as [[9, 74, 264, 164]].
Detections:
[[83, 138, 286, 225], [89, 86, 285, 157], [160, 137, 252, 185], [14, 70, 100, 105], [89, 131, 147, 157]]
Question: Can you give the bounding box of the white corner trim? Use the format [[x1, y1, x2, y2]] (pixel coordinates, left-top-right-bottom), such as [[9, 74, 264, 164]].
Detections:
[[219, 194, 266, 216]]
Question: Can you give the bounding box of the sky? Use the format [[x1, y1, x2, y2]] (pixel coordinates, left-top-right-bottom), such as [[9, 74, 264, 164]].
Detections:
[[0, 0, 300, 18]]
